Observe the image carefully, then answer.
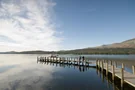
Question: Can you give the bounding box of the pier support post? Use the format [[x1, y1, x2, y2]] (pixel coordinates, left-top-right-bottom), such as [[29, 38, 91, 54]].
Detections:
[[122, 63, 124, 69], [102, 60, 104, 72], [121, 68, 124, 88], [99, 60, 101, 69], [111, 60, 112, 66], [96, 60, 98, 67], [106, 61, 108, 76], [97, 60, 99, 68], [132, 65, 135, 74], [115, 61, 117, 68], [112, 65, 115, 81], [45, 57, 46, 61]]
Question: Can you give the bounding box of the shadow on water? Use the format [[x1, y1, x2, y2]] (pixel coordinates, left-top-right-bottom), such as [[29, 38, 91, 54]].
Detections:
[[38, 60, 135, 90]]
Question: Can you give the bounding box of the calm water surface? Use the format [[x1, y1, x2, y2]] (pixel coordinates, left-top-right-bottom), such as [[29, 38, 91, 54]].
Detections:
[[0, 54, 135, 90]]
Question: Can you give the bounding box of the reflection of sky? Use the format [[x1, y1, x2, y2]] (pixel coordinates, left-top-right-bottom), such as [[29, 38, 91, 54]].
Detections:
[[1, 54, 134, 90], [0, 54, 57, 90], [0, 65, 17, 73]]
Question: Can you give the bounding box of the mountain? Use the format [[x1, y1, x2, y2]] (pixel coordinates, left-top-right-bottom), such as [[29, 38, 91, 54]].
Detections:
[[0, 50, 54, 54], [0, 38, 135, 54], [97, 38, 135, 48]]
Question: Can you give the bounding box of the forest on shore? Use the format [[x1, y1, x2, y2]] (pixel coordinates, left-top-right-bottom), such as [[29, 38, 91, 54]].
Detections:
[[1, 48, 135, 55]]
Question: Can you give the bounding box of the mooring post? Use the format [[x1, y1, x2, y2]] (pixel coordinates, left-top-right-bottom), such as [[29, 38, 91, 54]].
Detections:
[[112, 65, 115, 81], [106, 61, 108, 76], [121, 68, 124, 88], [132, 65, 135, 74]]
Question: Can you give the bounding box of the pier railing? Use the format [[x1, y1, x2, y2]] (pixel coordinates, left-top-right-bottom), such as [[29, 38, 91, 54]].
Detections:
[[96, 60, 135, 89]]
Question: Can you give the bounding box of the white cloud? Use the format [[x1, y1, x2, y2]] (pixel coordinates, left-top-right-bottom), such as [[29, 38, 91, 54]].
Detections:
[[0, 0, 62, 51]]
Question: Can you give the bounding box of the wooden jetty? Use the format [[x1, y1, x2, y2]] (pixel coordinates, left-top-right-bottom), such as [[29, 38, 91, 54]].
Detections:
[[37, 56, 95, 67], [37, 56, 135, 89], [96, 60, 135, 88]]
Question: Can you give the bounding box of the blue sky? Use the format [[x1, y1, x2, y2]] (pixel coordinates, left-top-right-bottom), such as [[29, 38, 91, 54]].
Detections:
[[0, 0, 135, 51], [55, 0, 135, 49]]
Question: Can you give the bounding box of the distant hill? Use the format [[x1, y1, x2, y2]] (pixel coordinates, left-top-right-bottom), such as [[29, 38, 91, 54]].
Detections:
[[0, 38, 135, 54], [0, 50, 54, 54], [97, 38, 135, 48]]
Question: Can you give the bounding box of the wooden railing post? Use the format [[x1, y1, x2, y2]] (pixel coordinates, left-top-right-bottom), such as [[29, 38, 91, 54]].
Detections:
[[115, 61, 117, 68], [112, 65, 115, 81], [132, 65, 135, 74], [96, 60, 98, 67], [106, 61, 108, 76], [102, 60, 104, 72], [121, 68, 124, 88], [99, 60, 101, 70], [122, 63, 124, 69]]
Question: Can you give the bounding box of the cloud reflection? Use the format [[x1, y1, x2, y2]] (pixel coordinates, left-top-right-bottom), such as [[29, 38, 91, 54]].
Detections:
[[0, 54, 57, 90]]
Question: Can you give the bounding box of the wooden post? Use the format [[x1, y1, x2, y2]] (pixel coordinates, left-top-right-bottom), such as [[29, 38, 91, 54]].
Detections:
[[122, 63, 124, 69], [67, 57, 69, 64], [132, 65, 135, 74], [106, 61, 108, 76], [102, 60, 104, 72], [97, 60, 99, 68], [44, 57, 46, 61], [112, 65, 115, 81], [99, 60, 100, 69], [96, 60, 98, 66], [48, 57, 50, 61], [121, 68, 124, 88], [52, 57, 54, 61], [111, 60, 112, 66], [74, 58, 75, 64], [115, 61, 117, 68], [59, 57, 61, 62]]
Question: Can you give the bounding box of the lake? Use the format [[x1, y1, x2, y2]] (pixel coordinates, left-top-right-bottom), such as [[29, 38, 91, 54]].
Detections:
[[0, 54, 135, 90]]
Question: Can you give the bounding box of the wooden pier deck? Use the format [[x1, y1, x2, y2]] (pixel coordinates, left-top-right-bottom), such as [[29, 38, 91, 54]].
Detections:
[[37, 56, 135, 89], [97, 60, 135, 88]]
